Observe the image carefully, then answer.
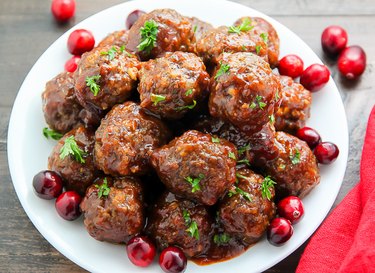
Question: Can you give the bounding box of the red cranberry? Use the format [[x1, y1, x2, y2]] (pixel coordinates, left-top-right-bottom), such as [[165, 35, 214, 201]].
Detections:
[[278, 54, 304, 78], [67, 29, 95, 56], [277, 196, 304, 224], [55, 191, 82, 220], [33, 170, 63, 200], [126, 10, 146, 29], [267, 217, 294, 246], [338, 46, 366, 80], [296, 127, 322, 149], [126, 236, 156, 267], [321, 26, 348, 56], [64, 55, 80, 72], [159, 246, 187, 273], [314, 142, 339, 164], [300, 64, 330, 92], [51, 0, 76, 22]]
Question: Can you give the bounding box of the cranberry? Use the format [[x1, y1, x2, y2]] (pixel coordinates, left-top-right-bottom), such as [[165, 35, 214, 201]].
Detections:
[[267, 217, 294, 246], [338, 46, 366, 80], [300, 64, 330, 92], [32, 170, 63, 200], [321, 26, 348, 56], [51, 0, 76, 23], [55, 191, 82, 220], [277, 196, 304, 224], [126, 10, 146, 29], [159, 246, 187, 273], [314, 142, 339, 164], [296, 127, 322, 149], [126, 236, 156, 267], [64, 55, 80, 72], [278, 54, 304, 78], [67, 29, 95, 56]]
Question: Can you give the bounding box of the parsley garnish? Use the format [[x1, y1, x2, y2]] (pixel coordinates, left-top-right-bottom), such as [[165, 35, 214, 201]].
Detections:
[[290, 148, 301, 165], [211, 137, 220, 143], [237, 158, 251, 166], [95, 178, 110, 198], [43, 127, 63, 140], [251, 95, 266, 110], [59, 135, 86, 163], [228, 186, 252, 201], [269, 114, 275, 124], [261, 176, 276, 200], [193, 25, 198, 33], [86, 75, 101, 96], [185, 174, 204, 193], [150, 93, 166, 106], [260, 32, 268, 43], [214, 233, 230, 245], [238, 144, 251, 155], [100, 46, 118, 60], [214, 62, 230, 79], [228, 18, 253, 34], [255, 45, 262, 55], [228, 152, 236, 160], [182, 210, 199, 240], [137, 20, 158, 53], [236, 172, 250, 181], [176, 100, 196, 111], [185, 89, 193, 96], [275, 89, 280, 101]]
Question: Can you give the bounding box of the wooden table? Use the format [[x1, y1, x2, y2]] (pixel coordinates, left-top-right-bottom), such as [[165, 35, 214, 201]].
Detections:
[[1, 0, 374, 272]]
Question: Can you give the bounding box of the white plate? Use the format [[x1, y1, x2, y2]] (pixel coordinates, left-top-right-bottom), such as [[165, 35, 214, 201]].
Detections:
[[7, 0, 348, 272]]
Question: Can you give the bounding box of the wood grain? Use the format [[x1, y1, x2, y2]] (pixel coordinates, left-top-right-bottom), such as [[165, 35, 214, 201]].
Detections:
[[1, 0, 374, 272]]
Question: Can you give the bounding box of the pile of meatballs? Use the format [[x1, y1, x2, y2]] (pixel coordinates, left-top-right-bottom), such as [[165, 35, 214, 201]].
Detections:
[[42, 9, 320, 263]]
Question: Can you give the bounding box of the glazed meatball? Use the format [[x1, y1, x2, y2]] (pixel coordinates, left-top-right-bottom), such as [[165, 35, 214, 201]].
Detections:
[[42, 72, 82, 133], [209, 52, 280, 134], [48, 126, 100, 196], [264, 131, 320, 199], [94, 102, 171, 176], [196, 26, 267, 66], [97, 30, 129, 48], [126, 9, 195, 61], [138, 51, 210, 119], [234, 17, 280, 67], [147, 192, 213, 257], [151, 130, 237, 206], [74, 45, 140, 111], [189, 17, 214, 43], [218, 168, 276, 244], [274, 75, 312, 133], [80, 176, 144, 243]]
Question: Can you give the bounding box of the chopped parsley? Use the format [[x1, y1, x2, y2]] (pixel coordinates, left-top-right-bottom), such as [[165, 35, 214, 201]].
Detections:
[[261, 176, 276, 200], [193, 25, 198, 33], [214, 62, 230, 79], [260, 32, 268, 43], [228, 186, 252, 202], [185, 89, 193, 96], [185, 174, 205, 193], [269, 114, 275, 124], [237, 158, 251, 166], [59, 135, 86, 163], [275, 89, 280, 101], [182, 210, 199, 240], [150, 93, 166, 106], [251, 95, 267, 110], [100, 46, 118, 60], [228, 152, 236, 160], [255, 45, 262, 55], [176, 100, 196, 111], [95, 178, 110, 198], [214, 233, 230, 245], [211, 137, 220, 143], [137, 20, 158, 53], [290, 148, 301, 165], [228, 17, 253, 34], [236, 172, 250, 181], [43, 127, 63, 140], [238, 144, 251, 155], [86, 75, 101, 96]]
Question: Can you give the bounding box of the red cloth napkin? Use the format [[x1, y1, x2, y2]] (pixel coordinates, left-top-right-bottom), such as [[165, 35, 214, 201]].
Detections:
[[296, 106, 375, 273]]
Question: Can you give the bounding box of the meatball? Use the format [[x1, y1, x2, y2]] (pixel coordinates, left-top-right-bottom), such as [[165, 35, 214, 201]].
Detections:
[[234, 17, 280, 67], [94, 102, 171, 176], [80, 176, 144, 243], [274, 75, 312, 133], [147, 192, 213, 257], [264, 131, 320, 199], [189, 16, 214, 43], [218, 168, 276, 244], [209, 52, 281, 134], [196, 26, 267, 66], [48, 126, 100, 196], [74, 45, 140, 111], [42, 72, 82, 133], [138, 51, 210, 119], [97, 30, 129, 48], [126, 9, 195, 61], [151, 130, 237, 206]]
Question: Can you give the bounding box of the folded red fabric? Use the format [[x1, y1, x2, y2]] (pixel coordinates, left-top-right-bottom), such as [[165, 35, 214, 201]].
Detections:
[[296, 105, 375, 273]]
